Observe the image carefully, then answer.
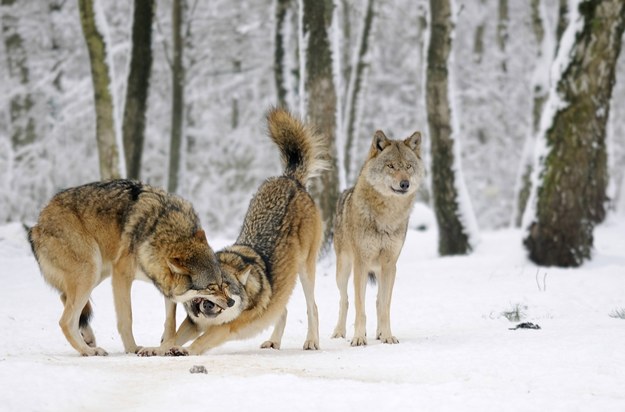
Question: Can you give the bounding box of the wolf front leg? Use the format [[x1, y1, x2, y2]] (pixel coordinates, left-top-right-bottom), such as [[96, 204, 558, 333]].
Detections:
[[331, 254, 352, 339], [173, 324, 232, 356], [261, 309, 288, 349], [112, 257, 141, 354], [376, 261, 399, 344], [351, 258, 368, 346]]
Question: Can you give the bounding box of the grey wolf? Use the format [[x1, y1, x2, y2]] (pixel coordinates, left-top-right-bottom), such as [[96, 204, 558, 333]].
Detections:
[[331, 129, 424, 346], [28, 179, 228, 356], [142, 107, 327, 356]]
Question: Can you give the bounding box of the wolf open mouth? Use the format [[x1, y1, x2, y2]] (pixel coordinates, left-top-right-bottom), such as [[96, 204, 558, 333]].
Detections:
[[188, 297, 224, 318]]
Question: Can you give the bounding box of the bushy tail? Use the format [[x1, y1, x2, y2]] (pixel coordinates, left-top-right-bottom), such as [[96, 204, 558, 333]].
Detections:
[[267, 107, 329, 185]]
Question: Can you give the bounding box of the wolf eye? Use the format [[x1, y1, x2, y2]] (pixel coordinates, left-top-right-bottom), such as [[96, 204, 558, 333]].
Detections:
[[386, 164, 394, 170], [406, 164, 413, 170]]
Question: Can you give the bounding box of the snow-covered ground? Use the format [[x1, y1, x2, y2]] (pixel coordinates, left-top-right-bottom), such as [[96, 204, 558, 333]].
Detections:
[[1, 210, 624, 411]]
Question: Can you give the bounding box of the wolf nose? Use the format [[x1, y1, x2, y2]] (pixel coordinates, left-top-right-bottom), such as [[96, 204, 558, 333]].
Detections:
[[227, 298, 235, 307], [202, 300, 215, 312], [400, 180, 410, 190]]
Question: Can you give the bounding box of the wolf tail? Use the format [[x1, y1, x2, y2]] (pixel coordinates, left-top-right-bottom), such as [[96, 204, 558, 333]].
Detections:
[[267, 107, 329, 186]]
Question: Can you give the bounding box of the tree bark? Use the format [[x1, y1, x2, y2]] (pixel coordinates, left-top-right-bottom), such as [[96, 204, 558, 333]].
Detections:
[[78, 0, 123, 180], [274, 0, 291, 108], [302, 0, 339, 251], [342, 0, 375, 184], [2, 0, 36, 149], [122, 0, 154, 180], [426, 0, 475, 255], [524, 0, 625, 267], [168, 0, 184, 193]]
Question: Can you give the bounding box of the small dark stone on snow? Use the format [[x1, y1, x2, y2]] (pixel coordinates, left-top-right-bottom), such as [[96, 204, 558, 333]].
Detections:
[[509, 322, 541, 330], [189, 365, 207, 374]]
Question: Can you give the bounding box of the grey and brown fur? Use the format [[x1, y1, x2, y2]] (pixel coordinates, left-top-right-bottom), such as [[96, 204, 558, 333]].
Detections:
[[331, 130, 424, 346], [144, 107, 327, 356], [29, 179, 229, 356]]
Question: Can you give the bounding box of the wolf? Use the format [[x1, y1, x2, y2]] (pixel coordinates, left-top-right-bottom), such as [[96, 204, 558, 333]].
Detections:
[[139, 108, 327, 356], [331, 129, 424, 346], [28, 179, 230, 356]]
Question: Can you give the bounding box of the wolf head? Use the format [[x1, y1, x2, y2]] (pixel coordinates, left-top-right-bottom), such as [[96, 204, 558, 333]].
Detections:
[[183, 263, 251, 327], [156, 229, 226, 303], [363, 130, 424, 197]]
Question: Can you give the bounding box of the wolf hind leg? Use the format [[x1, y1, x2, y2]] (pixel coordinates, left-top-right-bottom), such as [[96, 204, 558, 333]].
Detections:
[[331, 254, 351, 339], [351, 259, 368, 346], [260, 309, 288, 349], [299, 254, 319, 350], [60, 294, 96, 347], [59, 279, 107, 356]]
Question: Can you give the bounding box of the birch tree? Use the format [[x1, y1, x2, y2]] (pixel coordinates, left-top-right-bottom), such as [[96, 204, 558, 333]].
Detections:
[[426, 0, 479, 255], [523, 0, 625, 267], [78, 0, 123, 180]]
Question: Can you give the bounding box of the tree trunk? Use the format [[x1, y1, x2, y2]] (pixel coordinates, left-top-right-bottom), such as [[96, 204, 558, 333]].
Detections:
[[2, 0, 36, 149], [523, 0, 625, 267], [168, 0, 184, 193], [302, 0, 339, 251], [426, 0, 478, 255], [342, 0, 375, 185], [511, 0, 553, 227], [122, 0, 154, 180], [274, 0, 291, 108], [78, 0, 123, 180], [496, 0, 508, 72]]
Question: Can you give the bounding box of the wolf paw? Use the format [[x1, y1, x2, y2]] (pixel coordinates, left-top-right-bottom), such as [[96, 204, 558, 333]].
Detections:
[[303, 340, 319, 350], [260, 340, 280, 349], [80, 346, 108, 356], [166, 346, 189, 357], [137, 347, 169, 357], [330, 328, 345, 339], [380, 335, 399, 344], [350, 336, 367, 347]]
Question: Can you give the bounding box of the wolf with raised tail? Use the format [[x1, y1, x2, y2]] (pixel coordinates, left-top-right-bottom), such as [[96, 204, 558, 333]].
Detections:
[[331, 129, 424, 346], [28, 179, 228, 356], [141, 107, 327, 356]]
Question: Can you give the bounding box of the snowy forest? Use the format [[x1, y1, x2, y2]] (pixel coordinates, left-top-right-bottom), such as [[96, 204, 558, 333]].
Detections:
[[1, 0, 624, 267]]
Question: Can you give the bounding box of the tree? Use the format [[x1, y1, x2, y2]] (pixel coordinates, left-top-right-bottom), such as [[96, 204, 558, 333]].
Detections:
[[122, 0, 154, 180], [426, 0, 479, 255], [511, 0, 555, 227], [342, 0, 375, 185], [301, 0, 339, 250], [167, 0, 185, 193], [78, 0, 123, 180], [274, 0, 291, 108], [523, 0, 625, 267]]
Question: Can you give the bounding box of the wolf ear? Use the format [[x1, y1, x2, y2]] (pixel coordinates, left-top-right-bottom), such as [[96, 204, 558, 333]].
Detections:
[[194, 229, 207, 243], [237, 268, 251, 285], [404, 131, 421, 153], [371, 130, 391, 155], [167, 257, 187, 275]]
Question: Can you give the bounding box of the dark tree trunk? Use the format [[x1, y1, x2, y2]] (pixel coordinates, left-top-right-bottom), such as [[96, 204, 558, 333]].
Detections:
[[343, 0, 375, 184], [524, 0, 625, 267], [78, 0, 123, 180], [426, 0, 474, 255], [302, 0, 338, 251], [168, 0, 184, 193], [274, 0, 291, 108], [122, 0, 154, 180]]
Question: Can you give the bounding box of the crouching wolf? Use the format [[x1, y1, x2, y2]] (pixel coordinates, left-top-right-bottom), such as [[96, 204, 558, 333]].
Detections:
[[142, 108, 327, 356], [331, 130, 424, 346], [29, 180, 229, 356]]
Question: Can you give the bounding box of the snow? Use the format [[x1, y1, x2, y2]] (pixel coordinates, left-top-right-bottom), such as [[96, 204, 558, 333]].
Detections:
[[2, 205, 625, 411]]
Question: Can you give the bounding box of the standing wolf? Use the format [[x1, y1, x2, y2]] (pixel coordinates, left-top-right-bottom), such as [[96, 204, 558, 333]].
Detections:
[[29, 180, 229, 356], [140, 108, 327, 356], [331, 130, 424, 346]]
